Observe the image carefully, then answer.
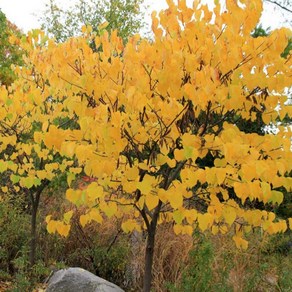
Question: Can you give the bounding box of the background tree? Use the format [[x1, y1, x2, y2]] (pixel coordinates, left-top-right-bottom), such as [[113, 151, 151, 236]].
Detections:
[[6, 0, 292, 291], [0, 10, 23, 86], [39, 0, 146, 43], [0, 30, 78, 266]]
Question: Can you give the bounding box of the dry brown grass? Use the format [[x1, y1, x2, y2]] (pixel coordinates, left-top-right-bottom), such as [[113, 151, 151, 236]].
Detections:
[[40, 193, 291, 292], [209, 230, 284, 292], [128, 223, 194, 291]]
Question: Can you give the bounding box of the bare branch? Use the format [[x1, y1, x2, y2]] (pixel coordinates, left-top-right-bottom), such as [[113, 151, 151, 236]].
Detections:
[[265, 0, 292, 14]]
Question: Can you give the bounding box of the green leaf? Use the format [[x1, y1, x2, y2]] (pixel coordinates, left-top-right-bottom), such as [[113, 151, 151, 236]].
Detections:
[[173, 210, 184, 224], [67, 172, 75, 187], [11, 174, 20, 183], [34, 178, 41, 186], [22, 177, 34, 189], [6, 113, 13, 120], [5, 99, 13, 106]]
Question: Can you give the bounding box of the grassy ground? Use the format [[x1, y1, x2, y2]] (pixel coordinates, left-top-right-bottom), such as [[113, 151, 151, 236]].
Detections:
[[0, 192, 291, 291]]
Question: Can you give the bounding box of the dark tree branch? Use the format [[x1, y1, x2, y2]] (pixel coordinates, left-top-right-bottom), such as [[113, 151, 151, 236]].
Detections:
[[265, 0, 292, 14]]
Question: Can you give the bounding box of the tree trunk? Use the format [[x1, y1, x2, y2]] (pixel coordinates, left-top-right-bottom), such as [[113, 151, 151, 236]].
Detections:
[[29, 201, 38, 267], [143, 226, 156, 292], [142, 202, 162, 292], [28, 181, 49, 267], [141, 163, 185, 291]]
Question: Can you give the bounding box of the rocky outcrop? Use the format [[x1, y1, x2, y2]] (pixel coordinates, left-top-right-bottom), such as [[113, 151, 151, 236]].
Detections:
[[46, 267, 124, 292]]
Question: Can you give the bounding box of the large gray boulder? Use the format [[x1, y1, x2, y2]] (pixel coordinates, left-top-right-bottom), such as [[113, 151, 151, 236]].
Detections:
[[46, 267, 124, 292]]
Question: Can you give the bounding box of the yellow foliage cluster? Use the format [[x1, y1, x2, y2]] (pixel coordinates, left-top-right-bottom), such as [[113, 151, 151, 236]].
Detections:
[[1, 0, 292, 248]]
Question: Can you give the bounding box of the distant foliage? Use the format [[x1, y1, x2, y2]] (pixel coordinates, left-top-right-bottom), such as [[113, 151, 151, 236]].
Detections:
[[39, 0, 146, 43], [0, 10, 23, 86]]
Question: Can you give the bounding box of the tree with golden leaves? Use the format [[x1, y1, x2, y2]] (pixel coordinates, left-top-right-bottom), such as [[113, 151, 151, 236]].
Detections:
[[0, 30, 77, 266], [1, 0, 292, 290]]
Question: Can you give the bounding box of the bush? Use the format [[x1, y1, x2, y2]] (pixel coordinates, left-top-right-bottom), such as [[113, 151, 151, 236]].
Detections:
[[168, 232, 230, 292], [0, 195, 52, 291], [0, 196, 30, 276]]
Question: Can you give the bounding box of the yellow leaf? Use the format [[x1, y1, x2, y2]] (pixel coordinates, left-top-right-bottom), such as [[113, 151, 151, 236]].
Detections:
[[137, 174, 157, 195], [1, 186, 8, 193], [174, 149, 184, 161], [156, 154, 168, 166], [67, 173, 75, 187], [0, 160, 8, 173], [197, 213, 213, 231], [121, 219, 140, 233], [123, 181, 137, 193], [145, 193, 159, 210], [61, 142, 76, 158], [232, 235, 248, 250], [269, 190, 284, 205], [69, 167, 82, 174], [220, 225, 228, 234], [167, 191, 183, 209], [173, 209, 184, 224], [81, 25, 87, 33], [185, 209, 198, 224], [261, 181, 272, 203], [215, 168, 226, 185], [241, 164, 257, 181], [157, 188, 168, 203], [80, 214, 90, 227], [138, 162, 148, 170], [20, 176, 35, 189], [36, 170, 47, 180], [63, 211, 73, 224], [125, 166, 139, 180], [100, 202, 117, 218], [137, 196, 145, 209], [66, 189, 81, 204], [234, 182, 249, 203], [86, 183, 103, 201], [173, 224, 183, 235], [181, 225, 193, 236], [166, 157, 176, 168], [42, 121, 49, 132], [45, 215, 52, 224], [214, 158, 227, 167], [48, 163, 59, 171], [212, 225, 219, 235], [57, 223, 70, 237], [222, 206, 237, 226], [89, 209, 103, 223], [273, 220, 287, 233], [99, 21, 109, 30], [244, 225, 252, 233], [47, 220, 57, 234]]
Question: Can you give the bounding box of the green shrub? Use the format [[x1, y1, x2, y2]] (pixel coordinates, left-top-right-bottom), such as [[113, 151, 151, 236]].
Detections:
[[91, 238, 130, 286], [167, 232, 230, 292], [0, 197, 30, 276]]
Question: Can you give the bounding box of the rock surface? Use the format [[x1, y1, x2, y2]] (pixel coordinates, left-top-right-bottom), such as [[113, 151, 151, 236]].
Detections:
[[46, 267, 124, 292]]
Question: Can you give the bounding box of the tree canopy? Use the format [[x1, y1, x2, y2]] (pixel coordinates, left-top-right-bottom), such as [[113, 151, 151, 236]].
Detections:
[[39, 0, 146, 43], [1, 0, 292, 291]]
